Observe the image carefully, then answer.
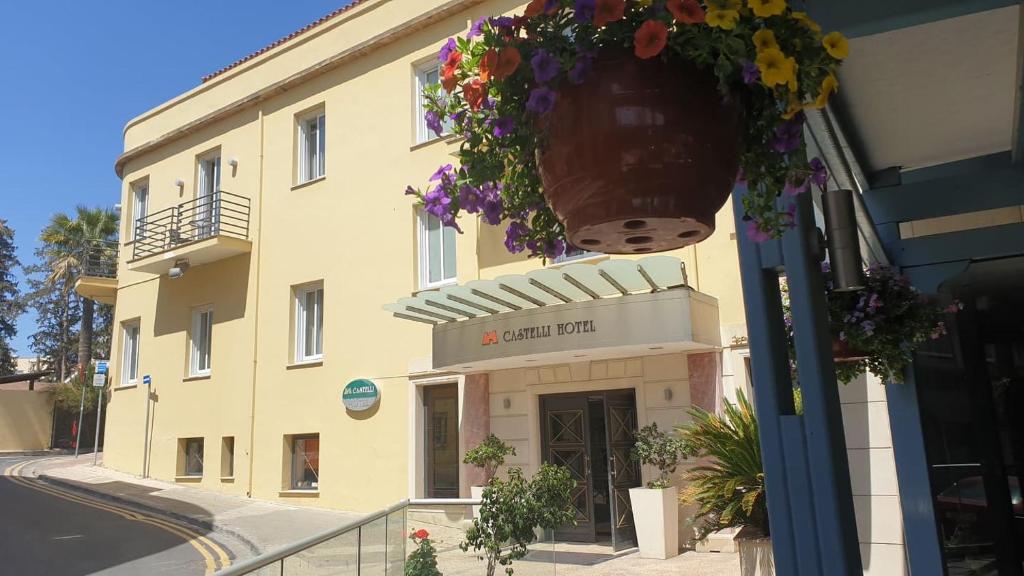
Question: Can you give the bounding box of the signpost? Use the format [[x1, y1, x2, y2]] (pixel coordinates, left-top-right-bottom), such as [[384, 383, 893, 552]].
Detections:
[[342, 379, 380, 412], [142, 374, 151, 478], [92, 364, 108, 466]]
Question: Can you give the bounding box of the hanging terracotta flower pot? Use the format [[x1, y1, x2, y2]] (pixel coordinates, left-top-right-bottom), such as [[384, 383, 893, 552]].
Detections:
[[832, 339, 869, 363], [537, 49, 742, 254]]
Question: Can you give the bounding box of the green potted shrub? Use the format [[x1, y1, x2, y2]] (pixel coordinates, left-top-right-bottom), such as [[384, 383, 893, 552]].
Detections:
[[678, 391, 770, 575], [463, 434, 516, 515], [405, 529, 442, 576], [629, 422, 687, 559], [460, 463, 576, 576]]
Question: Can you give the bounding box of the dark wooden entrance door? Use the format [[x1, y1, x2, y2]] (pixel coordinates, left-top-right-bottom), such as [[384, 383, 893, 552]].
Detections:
[[541, 394, 596, 541], [605, 391, 641, 550]]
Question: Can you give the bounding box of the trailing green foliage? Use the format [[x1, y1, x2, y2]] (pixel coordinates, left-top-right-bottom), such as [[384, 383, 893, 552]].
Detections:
[[678, 391, 768, 538], [632, 422, 687, 489], [463, 434, 517, 483], [51, 365, 102, 412], [461, 463, 576, 576]]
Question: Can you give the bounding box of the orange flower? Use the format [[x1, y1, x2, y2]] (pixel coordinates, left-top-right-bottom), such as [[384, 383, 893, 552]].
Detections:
[[441, 50, 462, 92], [524, 0, 546, 17], [462, 78, 488, 111], [480, 49, 498, 82], [634, 20, 668, 60], [594, 0, 626, 28], [495, 46, 522, 79], [667, 0, 705, 23]]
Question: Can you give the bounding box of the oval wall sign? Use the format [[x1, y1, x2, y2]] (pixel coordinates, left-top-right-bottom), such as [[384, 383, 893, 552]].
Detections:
[[342, 379, 380, 412]]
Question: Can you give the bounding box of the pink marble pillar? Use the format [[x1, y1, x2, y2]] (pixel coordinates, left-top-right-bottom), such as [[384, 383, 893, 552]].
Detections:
[[460, 373, 490, 495], [687, 352, 722, 414]]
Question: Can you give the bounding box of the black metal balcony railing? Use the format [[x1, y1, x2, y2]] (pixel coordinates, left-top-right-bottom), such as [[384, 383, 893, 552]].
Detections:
[[81, 239, 119, 278], [131, 191, 251, 260]]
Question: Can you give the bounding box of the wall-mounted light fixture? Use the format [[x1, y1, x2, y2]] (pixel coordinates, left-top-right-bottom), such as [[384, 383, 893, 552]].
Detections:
[[168, 259, 190, 279], [664, 388, 673, 401], [228, 157, 239, 169], [174, 178, 185, 190], [502, 398, 511, 409], [822, 188, 865, 292]]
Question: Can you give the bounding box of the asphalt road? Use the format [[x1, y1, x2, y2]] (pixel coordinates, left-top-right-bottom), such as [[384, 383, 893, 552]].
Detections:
[[0, 455, 234, 575]]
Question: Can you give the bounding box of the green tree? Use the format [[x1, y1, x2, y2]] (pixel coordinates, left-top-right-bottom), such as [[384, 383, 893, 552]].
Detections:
[[39, 206, 118, 376], [24, 254, 80, 382], [0, 219, 22, 375]]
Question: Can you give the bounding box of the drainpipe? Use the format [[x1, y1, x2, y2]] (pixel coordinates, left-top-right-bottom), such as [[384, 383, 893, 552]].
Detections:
[[247, 107, 266, 498]]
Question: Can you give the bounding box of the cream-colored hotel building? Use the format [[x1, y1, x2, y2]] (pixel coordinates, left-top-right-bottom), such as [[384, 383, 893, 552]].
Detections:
[[85, 0, 901, 560]]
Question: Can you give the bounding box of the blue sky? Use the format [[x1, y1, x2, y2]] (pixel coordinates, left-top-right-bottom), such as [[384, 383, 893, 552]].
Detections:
[[0, 1, 352, 356]]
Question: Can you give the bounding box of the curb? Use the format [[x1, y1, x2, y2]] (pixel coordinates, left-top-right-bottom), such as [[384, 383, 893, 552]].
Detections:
[[0, 449, 73, 457], [30, 470, 262, 557]]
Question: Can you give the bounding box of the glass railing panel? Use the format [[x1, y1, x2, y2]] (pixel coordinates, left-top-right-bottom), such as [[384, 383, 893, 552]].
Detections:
[[385, 509, 406, 575], [281, 527, 359, 576], [358, 515, 388, 576]]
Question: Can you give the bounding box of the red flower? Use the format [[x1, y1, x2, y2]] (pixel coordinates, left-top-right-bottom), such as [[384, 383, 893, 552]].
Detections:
[[441, 50, 462, 92], [524, 0, 557, 17], [413, 529, 429, 540], [480, 49, 498, 82], [634, 20, 668, 60], [667, 0, 705, 24], [594, 0, 625, 28], [463, 78, 487, 111], [480, 47, 521, 82]]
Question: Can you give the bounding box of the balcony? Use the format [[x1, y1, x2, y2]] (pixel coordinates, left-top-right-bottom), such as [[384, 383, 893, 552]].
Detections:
[[128, 191, 252, 275], [75, 240, 119, 305]]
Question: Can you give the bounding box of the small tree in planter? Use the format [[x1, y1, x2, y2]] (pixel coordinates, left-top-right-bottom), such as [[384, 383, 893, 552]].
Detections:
[[629, 422, 687, 558], [678, 391, 770, 574], [460, 464, 575, 576], [405, 529, 442, 576], [464, 434, 517, 484]]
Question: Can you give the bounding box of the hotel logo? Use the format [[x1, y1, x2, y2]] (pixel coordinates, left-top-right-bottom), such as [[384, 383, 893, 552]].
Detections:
[[481, 331, 499, 346]]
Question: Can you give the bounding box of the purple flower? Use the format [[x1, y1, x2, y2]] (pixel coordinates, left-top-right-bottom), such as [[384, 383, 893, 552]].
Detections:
[[745, 220, 771, 243], [741, 60, 760, 85], [531, 50, 561, 84], [429, 164, 454, 182], [526, 87, 557, 115], [574, 0, 595, 22], [480, 182, 504, 225], [809, 157, 828, 187], [438, 38, 457, 63], [568, 56, 593, 85], [543, 239, 566, 259], [490, 16, 514, 31], [425, 110, 443, 137], [459, 184, 483, 213], [783, 177, 809, 196], [492, 116, 515, 138], [404, 185, 418, 197], [771, 116, 803, 153], [860, 320, 875, 336], [469, 17, 487, 38], [505, 221, 531, 253]]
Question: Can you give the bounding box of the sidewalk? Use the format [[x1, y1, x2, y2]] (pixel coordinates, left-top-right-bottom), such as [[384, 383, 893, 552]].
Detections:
[[20, 455, 361, 559]]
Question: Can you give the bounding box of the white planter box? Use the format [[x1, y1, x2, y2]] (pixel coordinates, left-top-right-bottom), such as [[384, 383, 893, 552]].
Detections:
[[628, 486, 679, 559], [470, 485, 484, 518], [737, 532, 774, 576]]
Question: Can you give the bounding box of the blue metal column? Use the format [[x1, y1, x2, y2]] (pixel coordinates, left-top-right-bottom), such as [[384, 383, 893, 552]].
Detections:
[[732, 186, 863, 575]]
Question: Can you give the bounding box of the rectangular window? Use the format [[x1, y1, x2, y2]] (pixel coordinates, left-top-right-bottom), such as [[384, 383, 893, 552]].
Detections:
[[295, 284, 324, 362], [424, 384, 459, 498], [298, 113, 326, 183], [221, 437, 235, 478], [290, 434, 320, 490], [196, 153, 221, 240], [184, 438, 204, 477], [415, 65, 453, 144], [121, 321, 140, 385], [132, 183, 149, 240], [190, 308, 213, 376], [419, 211, 457, 288]]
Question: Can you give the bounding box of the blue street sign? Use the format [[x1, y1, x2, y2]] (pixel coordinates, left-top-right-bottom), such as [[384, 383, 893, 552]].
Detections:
[[96, 361, 109, 375], [142, 374, 152, 386]]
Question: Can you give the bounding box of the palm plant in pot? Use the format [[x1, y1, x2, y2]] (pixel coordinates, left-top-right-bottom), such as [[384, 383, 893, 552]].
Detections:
[[678, 391, 770, 575], [629, 422, 687, 558], [405, 0, 848, 258], [463, 434, 516, 516]]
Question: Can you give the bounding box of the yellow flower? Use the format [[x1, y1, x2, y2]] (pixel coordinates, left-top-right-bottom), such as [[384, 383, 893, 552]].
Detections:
[[781, 94, 803, 120], [809, 73, 838, 108], [748, 0, 786, 18], [752, 29, 778, 52], [822, 31, 849, 60], [755, 48, 794, 87], [791, 11, 822, 34], [786, 57, 798, 92], [706, 9, 740, 30]]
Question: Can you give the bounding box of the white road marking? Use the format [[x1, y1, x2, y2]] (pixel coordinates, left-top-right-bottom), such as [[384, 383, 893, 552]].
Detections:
[[52, 534, 85, 540]]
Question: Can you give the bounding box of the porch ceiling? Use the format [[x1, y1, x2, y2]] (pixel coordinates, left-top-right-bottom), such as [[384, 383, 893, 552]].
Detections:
[[838, 5, 1019, 172]]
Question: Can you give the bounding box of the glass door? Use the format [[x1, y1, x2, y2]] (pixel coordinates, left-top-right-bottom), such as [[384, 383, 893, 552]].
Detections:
[[541, 394, 597, 542], [195, 155, 220, 240], [604, 390, 640, 550], [424, 384, 459, 498]]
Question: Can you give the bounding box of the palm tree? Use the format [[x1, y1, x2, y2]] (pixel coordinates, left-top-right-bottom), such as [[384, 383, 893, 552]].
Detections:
[[40, 206, 118, 377]]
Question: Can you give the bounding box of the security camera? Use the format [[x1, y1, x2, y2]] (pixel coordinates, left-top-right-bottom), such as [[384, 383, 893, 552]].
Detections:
[[168, 259, 190, 279]]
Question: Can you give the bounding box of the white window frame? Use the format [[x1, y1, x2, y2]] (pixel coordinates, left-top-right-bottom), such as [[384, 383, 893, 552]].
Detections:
[[297, 112, 326, 184], [121, 321, 140, 386], [553, 247, 604, 265], [418, 210, 457, 289], [295, 283, 324, 363], [189, 307, 213, 377], [131, 182, 149, 240], [415, 64, 453, 144]]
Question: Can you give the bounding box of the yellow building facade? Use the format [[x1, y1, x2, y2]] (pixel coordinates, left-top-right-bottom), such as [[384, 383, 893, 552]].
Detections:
[[99, 0, 754, 547]]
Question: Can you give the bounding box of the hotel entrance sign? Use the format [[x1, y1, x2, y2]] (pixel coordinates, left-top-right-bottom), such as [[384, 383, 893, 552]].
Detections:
[[342, 379, 380, 411]]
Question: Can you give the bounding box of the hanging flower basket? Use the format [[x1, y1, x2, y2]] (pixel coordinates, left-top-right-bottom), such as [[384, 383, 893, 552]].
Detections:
[[405, 0, 848, 258]]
